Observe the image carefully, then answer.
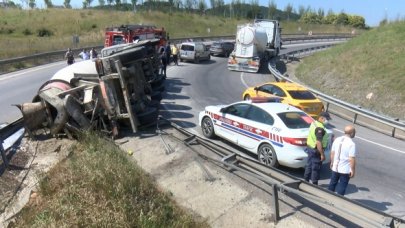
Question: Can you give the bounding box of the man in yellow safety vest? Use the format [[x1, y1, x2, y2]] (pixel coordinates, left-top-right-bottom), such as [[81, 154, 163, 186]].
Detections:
[[304, 111, 331, 185]]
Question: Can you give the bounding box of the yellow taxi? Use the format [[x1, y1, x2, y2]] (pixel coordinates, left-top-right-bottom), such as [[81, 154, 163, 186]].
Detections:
[[242, 82, 324, 118]]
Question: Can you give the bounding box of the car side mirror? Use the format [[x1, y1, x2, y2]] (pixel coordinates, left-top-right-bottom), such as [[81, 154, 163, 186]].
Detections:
[[220, 107, 225, 113], [254, 87, 259, 91]]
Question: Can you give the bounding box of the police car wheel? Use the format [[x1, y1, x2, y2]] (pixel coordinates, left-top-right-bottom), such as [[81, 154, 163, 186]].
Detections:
[[258, 143, 278, 167], [201, 117, 215, 139]]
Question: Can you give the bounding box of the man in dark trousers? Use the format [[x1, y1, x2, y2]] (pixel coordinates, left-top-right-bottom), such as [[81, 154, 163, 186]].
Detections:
[[165, 42, 171, 65], [304, 112, 331, 185], [328, 125, 356, 195], [159, 48, 167, 77]]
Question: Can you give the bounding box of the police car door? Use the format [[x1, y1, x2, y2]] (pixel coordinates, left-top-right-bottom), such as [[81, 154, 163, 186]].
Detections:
[[218, 103, 251, 144], [237, 105, 275, 150]]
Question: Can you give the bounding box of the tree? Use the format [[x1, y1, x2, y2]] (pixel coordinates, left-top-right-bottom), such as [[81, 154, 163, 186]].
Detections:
[[86, 0, 93, 7], [298, 5, 305, 16], [336, 12, 349, 25], [173, 0, 182, 9], [284, 3, 293, 21], [64, 0, 71, 8], [44, 0, 53, 8], [184, 0, 193, 11], [198, 0, 206, 15], [300, 12, 321, 24], [268, 0, 276, 19], [98, 0, 105, 6], [249, 0, 259, 19], [317, 8, 324, 18], [114, 0, 121, 6], [29, 0, 36, 8], [348, 15, 365, 28], [324, 10, 336, 24], [131, 0, 137, 8], [107, 0, 113, 5]]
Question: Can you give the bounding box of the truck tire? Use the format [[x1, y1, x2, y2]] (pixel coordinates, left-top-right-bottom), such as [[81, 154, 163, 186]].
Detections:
[[194, 57, 200, 64]]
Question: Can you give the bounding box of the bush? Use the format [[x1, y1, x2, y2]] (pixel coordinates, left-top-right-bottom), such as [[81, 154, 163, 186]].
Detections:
[[23, 28, 33, 36], [91, 24, 97, 29], [37, 28, 53, 37]]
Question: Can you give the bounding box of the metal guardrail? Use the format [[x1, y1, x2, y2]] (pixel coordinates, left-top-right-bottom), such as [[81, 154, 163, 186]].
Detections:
[[268, 45, 405, 139], [165, 118, 405, 227], [0, 33, 354, 75]]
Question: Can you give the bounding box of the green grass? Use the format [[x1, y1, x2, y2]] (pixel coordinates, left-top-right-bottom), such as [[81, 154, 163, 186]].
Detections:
[[0, 8, 356, 59], [295, 20, 405, 119], [12, 132, 208, 227]]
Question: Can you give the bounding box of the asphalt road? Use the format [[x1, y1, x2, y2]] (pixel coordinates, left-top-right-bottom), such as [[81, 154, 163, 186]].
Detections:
[[1, 42, 404, 220], [162, 43, 405, 220]]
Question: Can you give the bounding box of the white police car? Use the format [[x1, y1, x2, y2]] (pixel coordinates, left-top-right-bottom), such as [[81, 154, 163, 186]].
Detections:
[[198, 99, 331, 168]]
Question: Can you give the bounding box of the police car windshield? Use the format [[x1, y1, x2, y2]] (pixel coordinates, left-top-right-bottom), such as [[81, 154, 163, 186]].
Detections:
[[277, 112, 313, 129], [287, 90, 316, 100]]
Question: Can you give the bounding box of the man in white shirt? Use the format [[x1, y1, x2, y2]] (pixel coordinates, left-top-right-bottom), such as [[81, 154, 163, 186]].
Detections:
[[328, 125, 356, 195]]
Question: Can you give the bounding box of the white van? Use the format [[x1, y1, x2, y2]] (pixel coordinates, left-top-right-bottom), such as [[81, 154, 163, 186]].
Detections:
[[179, 42, 211, 63]]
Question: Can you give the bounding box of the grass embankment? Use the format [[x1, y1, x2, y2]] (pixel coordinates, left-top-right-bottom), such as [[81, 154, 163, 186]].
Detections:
[[11, 133, 207, 227], [296, 21, 405, 120], [0, 8, 355, 59]]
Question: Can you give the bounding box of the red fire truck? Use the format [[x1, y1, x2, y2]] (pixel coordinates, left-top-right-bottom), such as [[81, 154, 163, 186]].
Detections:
[[104, 24, 167, 47]]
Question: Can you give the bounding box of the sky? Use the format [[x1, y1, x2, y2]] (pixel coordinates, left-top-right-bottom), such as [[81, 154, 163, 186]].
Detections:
[[12, 0, 405, 26]]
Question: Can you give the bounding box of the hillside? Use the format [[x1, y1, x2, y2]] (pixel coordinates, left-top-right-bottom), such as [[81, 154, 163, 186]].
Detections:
[[295, 21, 405, 120], [0, 8, 354, 59]]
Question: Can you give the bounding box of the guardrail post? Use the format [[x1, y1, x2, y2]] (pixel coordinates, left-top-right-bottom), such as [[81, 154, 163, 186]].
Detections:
[[0, 139, 8, 168], [325, 102, 330, 112], [272, 184, 280, 223], [392, 128, 396, 138], [353, 113, 358, 124]]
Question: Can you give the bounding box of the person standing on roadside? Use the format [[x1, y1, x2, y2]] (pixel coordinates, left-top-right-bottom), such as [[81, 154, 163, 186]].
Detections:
[[79, 49, 90, 60], [165, 42, 171, 65], [171, 44, 179, 66], [304, 111, 331, 185], [159, 48, 167, 77], [328, 125, 356, 196], [90, 48, 98, 59], [65, 48, 75, 65]]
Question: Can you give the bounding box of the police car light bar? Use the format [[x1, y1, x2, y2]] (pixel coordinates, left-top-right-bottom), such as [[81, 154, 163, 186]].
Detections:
[[251, 97, 283, 103]]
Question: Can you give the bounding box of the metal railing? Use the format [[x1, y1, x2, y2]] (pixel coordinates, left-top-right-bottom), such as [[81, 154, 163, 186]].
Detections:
[[166, 118, 405, 227], [268, 45, 405, 139]]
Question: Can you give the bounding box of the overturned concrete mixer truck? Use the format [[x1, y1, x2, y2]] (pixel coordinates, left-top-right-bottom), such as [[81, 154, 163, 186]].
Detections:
[[227, 19, 281, 73], [17, 39, 165, 139]]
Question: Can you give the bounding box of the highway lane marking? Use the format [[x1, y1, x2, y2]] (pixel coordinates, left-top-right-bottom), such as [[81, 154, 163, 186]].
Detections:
[[0, 62, 66, 82], [334, 128, 405, 154], [240, 72, 249, 88]]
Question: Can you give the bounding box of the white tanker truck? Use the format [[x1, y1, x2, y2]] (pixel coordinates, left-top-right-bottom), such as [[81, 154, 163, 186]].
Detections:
[[227, 19, 281, 73]]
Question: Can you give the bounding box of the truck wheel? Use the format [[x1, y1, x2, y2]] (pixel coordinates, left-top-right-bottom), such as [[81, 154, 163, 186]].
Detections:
[[180, 58, 183, 62], [201, 117, 215, 139], [195, 57, 200, 64], [258, 143, 278, 167]]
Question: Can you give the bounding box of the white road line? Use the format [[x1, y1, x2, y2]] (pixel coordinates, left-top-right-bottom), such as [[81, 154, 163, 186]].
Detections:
[[334, 128, 405, 154], [0, 62, 64, 82], [240, 72, 249, 88]]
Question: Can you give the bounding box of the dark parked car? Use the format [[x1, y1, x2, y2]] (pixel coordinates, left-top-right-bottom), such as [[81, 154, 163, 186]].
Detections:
[[209, 41, 235, 57]]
